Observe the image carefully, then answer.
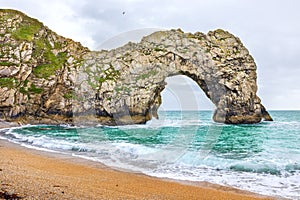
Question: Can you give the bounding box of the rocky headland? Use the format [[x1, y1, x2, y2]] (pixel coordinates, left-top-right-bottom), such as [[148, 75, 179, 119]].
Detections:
[[0, 9, 272, 126]]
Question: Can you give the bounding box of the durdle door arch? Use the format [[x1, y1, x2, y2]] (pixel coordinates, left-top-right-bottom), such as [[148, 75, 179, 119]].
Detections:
[[77, 29, 273, 125], [0, 9, 272, 125]]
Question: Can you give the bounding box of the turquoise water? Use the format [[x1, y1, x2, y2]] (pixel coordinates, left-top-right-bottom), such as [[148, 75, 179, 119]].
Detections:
[[1, 111, 300, 199]]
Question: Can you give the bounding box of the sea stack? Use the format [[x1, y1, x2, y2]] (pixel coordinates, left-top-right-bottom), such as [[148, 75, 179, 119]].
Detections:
[[0, 9, 272, 125]]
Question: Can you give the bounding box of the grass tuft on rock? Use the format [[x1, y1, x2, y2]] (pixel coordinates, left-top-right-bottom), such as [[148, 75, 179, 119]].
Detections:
[[12, 23, 41, 41], [9, 10, 42, 42], [28, 83, 43, 94], [32, 37, 68, 79], [0, 77, 17, 88]]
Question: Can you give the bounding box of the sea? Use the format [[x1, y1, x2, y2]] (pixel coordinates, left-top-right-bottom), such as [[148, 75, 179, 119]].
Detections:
[[0, 111, 299, 199]]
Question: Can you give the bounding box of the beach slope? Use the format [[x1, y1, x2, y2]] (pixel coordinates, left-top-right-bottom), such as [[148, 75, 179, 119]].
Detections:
[[0, 140, 274, 200]]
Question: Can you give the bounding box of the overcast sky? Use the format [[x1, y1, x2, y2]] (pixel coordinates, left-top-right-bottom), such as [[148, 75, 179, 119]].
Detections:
[[1, 0, 300, 110]]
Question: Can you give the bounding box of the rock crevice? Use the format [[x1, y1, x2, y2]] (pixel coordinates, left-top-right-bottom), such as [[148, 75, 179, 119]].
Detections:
[[0, 9, 272, 125]]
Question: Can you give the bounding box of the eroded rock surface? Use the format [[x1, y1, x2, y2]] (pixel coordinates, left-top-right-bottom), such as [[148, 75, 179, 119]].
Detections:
[[0, 9, 272, 125]]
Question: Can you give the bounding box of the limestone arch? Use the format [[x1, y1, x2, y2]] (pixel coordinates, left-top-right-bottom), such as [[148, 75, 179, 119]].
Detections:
[[0, 10, 272, 125], [49, 29, 274, 126], [80, 29, 273, 125]]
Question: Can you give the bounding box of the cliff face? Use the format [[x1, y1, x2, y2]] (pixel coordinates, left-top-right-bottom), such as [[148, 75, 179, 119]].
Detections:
[[0, 9, 272, 125]]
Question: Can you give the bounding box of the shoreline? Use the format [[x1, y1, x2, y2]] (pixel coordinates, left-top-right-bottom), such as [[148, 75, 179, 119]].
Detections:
[[0, 136, 275, 200], [0, 121, 277, 199]]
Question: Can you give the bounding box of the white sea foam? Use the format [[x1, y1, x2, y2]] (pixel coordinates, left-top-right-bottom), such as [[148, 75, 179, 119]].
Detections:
[[71, 153, 102, 162], [113, 118, 210, 130], [145, 163, 300, 199], [0, 135, 8, 140], [20, 143, 61, 153]]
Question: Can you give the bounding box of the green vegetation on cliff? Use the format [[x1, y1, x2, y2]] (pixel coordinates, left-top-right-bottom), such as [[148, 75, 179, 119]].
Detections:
[[136, 70, 158, 80], [19, 83, 43, 95], [0, 62, 15, 66], [33, 51, 67, 78], [6, 9, 42, 42], [0, 78, 18, 88], [85, 64, 120, 89], [28, 84, 43, 94], [12, 22, 41, 41], [32, 38, 68, 78], [63, 92, 76, 99], [1, 9, 69, 79]]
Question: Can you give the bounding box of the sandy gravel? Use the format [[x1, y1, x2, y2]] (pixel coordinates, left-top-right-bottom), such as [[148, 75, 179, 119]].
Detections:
[[0, 139, 274, 200]]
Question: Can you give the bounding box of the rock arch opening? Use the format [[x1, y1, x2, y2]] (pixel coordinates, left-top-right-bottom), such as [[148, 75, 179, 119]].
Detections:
[[159, 75, 215, 112]]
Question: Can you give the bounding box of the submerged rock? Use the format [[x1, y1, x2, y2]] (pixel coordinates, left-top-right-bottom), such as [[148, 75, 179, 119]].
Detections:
[[0, 9, 272, 125]]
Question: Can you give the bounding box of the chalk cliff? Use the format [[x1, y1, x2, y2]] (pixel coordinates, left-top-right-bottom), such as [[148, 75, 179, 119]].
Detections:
[[0, 9, 272, 125]]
